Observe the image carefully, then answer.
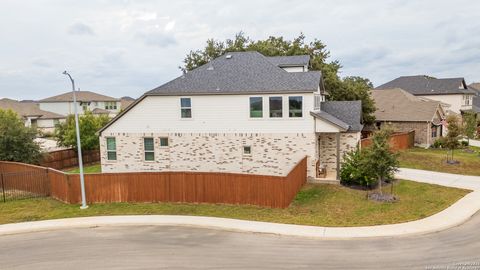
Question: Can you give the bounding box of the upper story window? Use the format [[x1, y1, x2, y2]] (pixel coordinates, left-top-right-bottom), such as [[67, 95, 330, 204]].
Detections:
[[314, 94, 322, 110], [463, 95, 472, 106], [80, 102, 90, 112], [144, 137, 155, 161], [105, 101, 117, 110], [269, 97, 283, 118], [106, 137, 117, 161], [180, 98, 192, 118], [289, 96, 303, 117], [250, 97, 263, 118]]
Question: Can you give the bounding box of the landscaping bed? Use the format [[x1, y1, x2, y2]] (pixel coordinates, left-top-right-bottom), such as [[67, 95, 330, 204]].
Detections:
[[398, 147, 480, 176], [0, 180, 469, 227]]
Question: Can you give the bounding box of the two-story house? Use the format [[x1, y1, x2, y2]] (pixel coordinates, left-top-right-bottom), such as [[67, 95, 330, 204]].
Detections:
[[0, 98, 65, 133], [38, 91, 121, 117], [376, 75, 478, 116], [98, 52, 363, 181]]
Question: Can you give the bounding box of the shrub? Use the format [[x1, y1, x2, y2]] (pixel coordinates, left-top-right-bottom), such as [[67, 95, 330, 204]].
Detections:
[[461, 140, 469, 147], [340, 149, 376, 188], [432, 137, 446, 148]]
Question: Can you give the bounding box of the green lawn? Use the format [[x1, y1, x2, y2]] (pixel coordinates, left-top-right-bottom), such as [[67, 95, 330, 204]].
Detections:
[[399, 147, 480, 176], [0, 180, 469, 227], [66, 163, 101, 174]]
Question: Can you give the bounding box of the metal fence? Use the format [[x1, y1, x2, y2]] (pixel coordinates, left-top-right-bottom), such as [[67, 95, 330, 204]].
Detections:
[[0, 170, 50, 202]]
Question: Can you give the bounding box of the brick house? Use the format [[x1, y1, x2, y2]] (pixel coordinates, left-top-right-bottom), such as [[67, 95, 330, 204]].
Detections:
[[370, 88, 446, 147], [98, 52, 363, 181]]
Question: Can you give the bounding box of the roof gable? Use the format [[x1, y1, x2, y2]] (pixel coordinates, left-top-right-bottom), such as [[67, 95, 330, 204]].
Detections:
[[371, 88, 444, 122], [376, 75, 475, 95], [0, 98, 65, 119], [40, 91, 118, 102]]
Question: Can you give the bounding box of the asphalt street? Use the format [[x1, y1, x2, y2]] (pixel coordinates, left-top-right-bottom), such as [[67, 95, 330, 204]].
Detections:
[[1, 213, 480, 269]]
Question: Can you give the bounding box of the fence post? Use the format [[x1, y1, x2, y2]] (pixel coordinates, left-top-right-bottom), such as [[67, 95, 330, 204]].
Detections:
[[1, 173, 5, 203]]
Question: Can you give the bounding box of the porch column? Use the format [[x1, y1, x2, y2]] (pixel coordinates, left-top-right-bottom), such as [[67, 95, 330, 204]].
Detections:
[[336, 132, 340, 180]]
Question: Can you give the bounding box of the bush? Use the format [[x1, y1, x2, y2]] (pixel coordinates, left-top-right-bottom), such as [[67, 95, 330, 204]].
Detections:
[[0, 109, 41, 164], [340, 149, 377, 188], [432, 137, 446, 148], [461, 140, 469, 147]]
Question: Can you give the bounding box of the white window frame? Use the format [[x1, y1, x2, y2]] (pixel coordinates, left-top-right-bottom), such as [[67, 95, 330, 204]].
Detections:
[[288, 96, 303, 118], [180, 97, 192, 118], [159, 137, 169, 148], [106, 137, 117, 161], [243, 145, 252, 156], [143, 137, 155, 161], [249, 96, 263, 118]]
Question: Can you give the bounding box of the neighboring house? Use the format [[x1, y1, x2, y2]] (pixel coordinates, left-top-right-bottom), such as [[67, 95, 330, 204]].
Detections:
[[0, 98, 65, 133], [38, 91, 121, 117], [370, 89, 445, 147], [376, 75, 478, 116], [120, 96, 135, 110], [98, 52, 363, 181]]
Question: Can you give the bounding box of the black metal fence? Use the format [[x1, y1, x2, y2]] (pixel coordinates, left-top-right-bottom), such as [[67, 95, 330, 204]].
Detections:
[[0, 170, 50, 202]]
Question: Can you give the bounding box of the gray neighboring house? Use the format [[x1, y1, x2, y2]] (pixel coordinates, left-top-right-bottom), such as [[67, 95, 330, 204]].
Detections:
[[376, 75, 478, 116], [98, 51, 363, 181]]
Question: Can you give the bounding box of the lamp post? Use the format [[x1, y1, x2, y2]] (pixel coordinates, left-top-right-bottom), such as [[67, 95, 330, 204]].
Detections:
[[62, 71, 88, 209]]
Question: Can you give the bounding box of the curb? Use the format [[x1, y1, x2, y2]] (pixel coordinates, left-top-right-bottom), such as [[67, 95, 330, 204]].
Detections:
[[0, 168, 479, 239], [0, 190, 479, 239]]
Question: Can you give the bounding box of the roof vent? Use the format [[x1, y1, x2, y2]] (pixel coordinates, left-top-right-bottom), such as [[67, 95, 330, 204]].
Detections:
[[226, 54, 232, 59]]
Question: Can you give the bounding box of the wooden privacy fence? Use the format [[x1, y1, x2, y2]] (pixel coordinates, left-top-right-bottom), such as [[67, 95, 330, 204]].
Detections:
[[40, 149, 100, 170], [361, 131, 415, 151], [0, 157, 307, 208]]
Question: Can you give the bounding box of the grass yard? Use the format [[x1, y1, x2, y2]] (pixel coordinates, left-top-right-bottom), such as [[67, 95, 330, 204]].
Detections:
[[0, 180, 469, 227], [398, 146, 480, 176], [65, 163, 101, 174]]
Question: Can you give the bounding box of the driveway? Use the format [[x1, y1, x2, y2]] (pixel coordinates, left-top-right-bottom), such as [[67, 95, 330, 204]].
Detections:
[[1, 212, 480, 269]]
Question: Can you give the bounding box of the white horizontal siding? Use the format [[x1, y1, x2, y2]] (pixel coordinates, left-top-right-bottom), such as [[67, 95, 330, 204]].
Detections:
[[103, 94, 316, 134]]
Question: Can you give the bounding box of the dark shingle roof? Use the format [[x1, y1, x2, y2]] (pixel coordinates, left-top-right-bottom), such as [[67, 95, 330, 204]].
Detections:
[[146, 52, 320, 96], [266, 55, 310, 67], [39, 91, 119, 102], [376, 75, 475, 95], [311, 101, 363, 132], [472, 96, 480, 113]]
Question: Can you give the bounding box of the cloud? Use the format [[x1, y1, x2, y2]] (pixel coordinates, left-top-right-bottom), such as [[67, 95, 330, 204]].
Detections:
[[164, 21, 175, 32], [67, 22, 95, 36], [136, 30, 176, 47]]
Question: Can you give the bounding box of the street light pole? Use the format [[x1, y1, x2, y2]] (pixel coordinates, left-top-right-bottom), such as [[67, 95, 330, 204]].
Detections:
[[62, 71, 88, 209]]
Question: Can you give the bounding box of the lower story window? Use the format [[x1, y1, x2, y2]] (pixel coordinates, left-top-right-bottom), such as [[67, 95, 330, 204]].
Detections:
[[243, 146, 251, 155], [431, 126, 437, 138], [144, 137, 155, 161], [106, 137, 117, 161], [160, 137, 169, 147]]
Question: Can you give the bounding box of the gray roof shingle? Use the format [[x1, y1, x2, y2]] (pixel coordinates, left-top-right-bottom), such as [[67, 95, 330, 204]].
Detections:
[[266, 55, 310, 67], [146, 52, 320, 96], [311, 101, 363, 132], [376, 75, 476, 95]]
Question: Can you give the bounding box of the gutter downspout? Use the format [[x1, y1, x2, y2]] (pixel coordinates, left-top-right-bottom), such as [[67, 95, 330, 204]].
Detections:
[[336, 132, 340, 180]]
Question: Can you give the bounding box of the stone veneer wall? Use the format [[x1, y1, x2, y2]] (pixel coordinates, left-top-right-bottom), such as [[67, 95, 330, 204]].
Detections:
[[318, 132, 360, 175], [100, 133, 317, 177], [382, 121, 429, 146]]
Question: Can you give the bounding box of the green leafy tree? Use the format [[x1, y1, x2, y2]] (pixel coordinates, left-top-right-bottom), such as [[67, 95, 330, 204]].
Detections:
[[444, 115, 463, 162], [55, 111, 110, 151], [362, 128, 399, 194], [463, 111, 477, 141], [0, 109, 41, 164], [180, 32, 375, 124]]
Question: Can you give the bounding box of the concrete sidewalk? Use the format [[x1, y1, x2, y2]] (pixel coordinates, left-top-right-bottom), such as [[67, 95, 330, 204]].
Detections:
[[0, 168, 479, 239]]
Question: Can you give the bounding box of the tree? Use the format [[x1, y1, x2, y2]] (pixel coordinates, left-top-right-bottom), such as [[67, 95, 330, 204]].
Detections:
[[55, 111, 110, 151], [444, 115, 463, 163], [362, 128, 399, 195], [0, 109, 41, 164], [463, 111, 477, 141], [180, 32, 376, 124]]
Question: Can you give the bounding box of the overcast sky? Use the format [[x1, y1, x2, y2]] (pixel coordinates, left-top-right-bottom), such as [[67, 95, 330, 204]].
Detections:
[[1, 0, 479, 100]]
